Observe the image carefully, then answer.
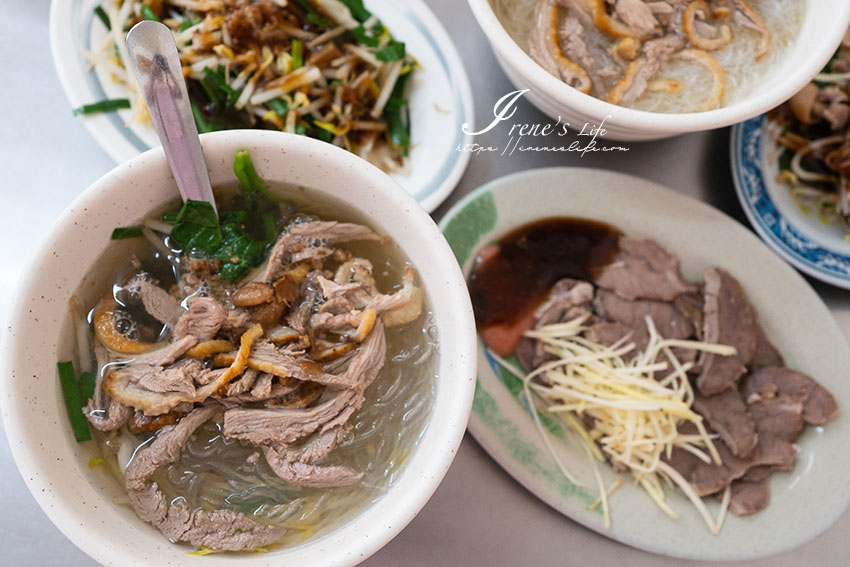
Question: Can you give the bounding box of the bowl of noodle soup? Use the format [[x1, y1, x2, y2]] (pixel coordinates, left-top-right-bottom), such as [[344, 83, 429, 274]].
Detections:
[[0, 130, 476, 566], [467, 0, 850, 141]]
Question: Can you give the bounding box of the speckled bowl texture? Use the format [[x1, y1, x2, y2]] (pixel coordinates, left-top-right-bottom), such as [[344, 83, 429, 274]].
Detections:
[[0, 131, 476, 567]]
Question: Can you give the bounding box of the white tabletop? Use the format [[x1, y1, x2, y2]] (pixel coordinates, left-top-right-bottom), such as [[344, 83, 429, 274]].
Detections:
[[2, 1, 849, 566]]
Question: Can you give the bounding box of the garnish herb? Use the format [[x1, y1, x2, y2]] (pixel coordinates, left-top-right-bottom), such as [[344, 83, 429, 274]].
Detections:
[[73, 98, 131, 116], [111, 226, 144, 240], [140, 5, 160, 22], [375, 40, 405, 62], [383, 68, 413, 155], [57, 361, 92, 443], [94, 6, 111, 30]]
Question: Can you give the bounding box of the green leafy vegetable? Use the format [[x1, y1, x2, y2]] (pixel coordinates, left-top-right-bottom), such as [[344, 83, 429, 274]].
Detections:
[[140, 5, 160, 21], [268, 98, 289, 116], [338, 0, 371, 22], [94, 6, 111, 30], [295, 0, 334, 29], [73, 98, 131, 116], [382, 68, 413, 155], [351, 25, 380, 47], [78, 372, 96, 400], [57, 362, 92, 443], [191, 102, 227, 133], [233, 150, 268, 196], [110, 226, 143, 240], [375, 41, 405, 62], [161, 212, 179, 222], [291, 39, 304, 70], [171, 200, 222, 253]]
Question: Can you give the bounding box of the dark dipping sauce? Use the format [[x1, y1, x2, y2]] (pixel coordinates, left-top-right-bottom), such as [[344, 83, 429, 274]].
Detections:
[[469, 217, 621, 356]]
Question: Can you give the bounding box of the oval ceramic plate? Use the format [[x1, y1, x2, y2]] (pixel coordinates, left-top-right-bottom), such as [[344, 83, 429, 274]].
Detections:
[[731, 114, 850, 288], [49, 0, 473, 212], [439, 168, 850, 561]]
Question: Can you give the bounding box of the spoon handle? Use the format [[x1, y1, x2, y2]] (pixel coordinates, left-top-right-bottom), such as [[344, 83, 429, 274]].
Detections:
[[126, 20, 217, 213]]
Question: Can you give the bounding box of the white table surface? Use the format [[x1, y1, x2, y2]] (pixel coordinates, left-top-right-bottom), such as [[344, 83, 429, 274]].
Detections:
[[2, 1, 849, 566]]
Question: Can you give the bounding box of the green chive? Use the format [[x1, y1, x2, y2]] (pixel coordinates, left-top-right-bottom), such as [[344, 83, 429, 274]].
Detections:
[[94, 6, 111, 30], [57, 362, 92, 443], [291, 39, 304, 70], [73, 98, 131, 116], [268, 98, 289, 117], [233, 150, 266, 194]]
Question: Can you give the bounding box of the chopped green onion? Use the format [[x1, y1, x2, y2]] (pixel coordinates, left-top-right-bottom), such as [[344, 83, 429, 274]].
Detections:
[[383, 68, 413, 155], [291, 39, 304, 70], [94, 6, 111, 30], [268, 98, 289, 116], [57, 362, 92, 443], [78, 372, 96, 400], [110, 226, 143, 240], [140, 5, 160, 22], [375, 40, 405, 62], [233, 150, 267, 195], [72, 98, 131, 116]]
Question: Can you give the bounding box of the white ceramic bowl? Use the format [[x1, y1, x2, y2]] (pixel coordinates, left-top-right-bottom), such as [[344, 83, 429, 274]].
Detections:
[[0, 131, 476, 567], [466, 0, 850, 141]]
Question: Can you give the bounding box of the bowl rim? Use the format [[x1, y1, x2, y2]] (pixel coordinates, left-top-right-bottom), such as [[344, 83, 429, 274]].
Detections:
[[466, 0, 850, 134], [0, 130, 477, 567]]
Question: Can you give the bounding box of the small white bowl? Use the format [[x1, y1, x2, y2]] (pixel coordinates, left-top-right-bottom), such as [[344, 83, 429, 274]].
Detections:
[[467, 0, 850, 141], [0, 131, 476, 567]]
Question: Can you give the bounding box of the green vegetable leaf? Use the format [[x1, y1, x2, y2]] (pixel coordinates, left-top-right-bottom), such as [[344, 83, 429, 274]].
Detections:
[[351, 25, 379, 47], [179, 17, 201, 32], [161, 212, 179, 223], [140, 4, 160, 22], [57, 362, 92, 443], [375, 41, 405, 62], [110, 226, 143, 240], [191, 102, 227, 134], [94, 6, 111, 30], [268, 98, 289, 116], [338, 0, 372, 22], [295, 0, 334, 29], [73, 98, 131, 116], [78, 371, 96, 400], [171, 200, 222, 253]]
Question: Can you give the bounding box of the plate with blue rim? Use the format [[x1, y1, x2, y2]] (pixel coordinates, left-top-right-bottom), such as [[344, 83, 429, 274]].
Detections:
[[49, 0, 473, 213], [731, 114, 850, 289], [438, 167, 850, 561]]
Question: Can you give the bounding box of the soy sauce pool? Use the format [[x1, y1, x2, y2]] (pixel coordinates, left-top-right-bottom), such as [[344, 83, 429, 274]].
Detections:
[[469, 217, 621, 355]]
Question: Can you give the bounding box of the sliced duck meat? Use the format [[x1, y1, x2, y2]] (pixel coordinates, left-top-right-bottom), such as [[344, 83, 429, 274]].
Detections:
[[529, 0, 593, 93], [673, 291, 704, 341], [125, 405, 284, 550], [693, 389, 758, 458], [594, 289, 694, 340], [696, 267, 757, 396], [691, 433, 796, 496], [744, 367, 838, 425], [747, 396, 804, 442], [615, 0, 660, 37], [729, 479, 771, 516], [594, 237, 698, 301], [608, 35, 685, 106], [134, 280, 182, 324], [517, 278, 595, 370], [750, 323, 784, 370], [262, 445, 362, 488], [262, 221, 378, 283], [173, 297, 227, 341], [661, 445, 702, 480], [84, 398, 132, 432], [740, 465, 772, 483], [128, 409, 184, 434], [731, 0, 771, 58], [136, 358, 206, 395], [584, 321, 639, 349], [104, 363, 228, 416], [223, 390, 357, 445], [223, 340, 357, 389], [129, 335, 199, 367]]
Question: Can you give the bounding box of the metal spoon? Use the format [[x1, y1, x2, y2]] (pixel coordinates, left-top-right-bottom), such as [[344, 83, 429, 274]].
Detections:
[[125, 20, 217, 213]]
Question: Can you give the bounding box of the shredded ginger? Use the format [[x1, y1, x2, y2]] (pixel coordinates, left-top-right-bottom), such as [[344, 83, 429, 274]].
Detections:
[[496, 314, 738, 534]]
